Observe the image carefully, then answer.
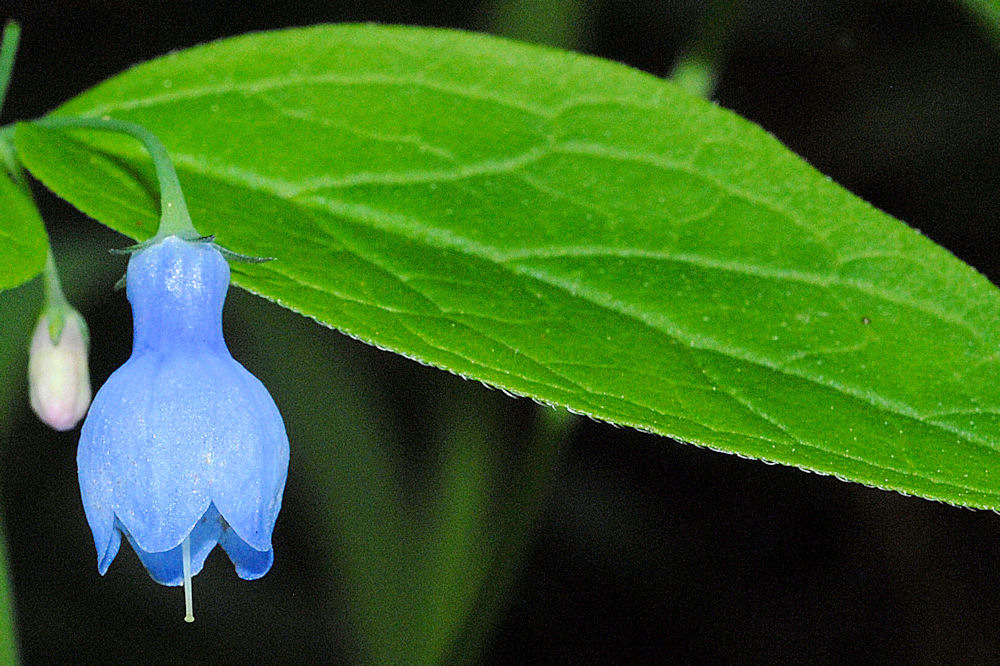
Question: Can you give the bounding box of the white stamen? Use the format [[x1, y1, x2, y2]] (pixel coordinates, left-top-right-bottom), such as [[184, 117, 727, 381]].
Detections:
[[182, 535, 194, 623]]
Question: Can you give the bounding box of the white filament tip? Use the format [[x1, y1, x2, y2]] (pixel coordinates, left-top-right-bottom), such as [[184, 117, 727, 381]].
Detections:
[[182, 535, 194, 623]]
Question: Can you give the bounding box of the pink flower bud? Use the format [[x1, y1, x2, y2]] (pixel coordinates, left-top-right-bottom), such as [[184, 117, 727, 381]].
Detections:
[[28, 309, 92, 431]]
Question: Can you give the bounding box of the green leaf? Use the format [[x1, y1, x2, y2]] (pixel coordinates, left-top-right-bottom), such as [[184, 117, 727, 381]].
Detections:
[[13, 24, 1000, 509], [959, 0, 1000, 42], [0, 171, 47, 291]]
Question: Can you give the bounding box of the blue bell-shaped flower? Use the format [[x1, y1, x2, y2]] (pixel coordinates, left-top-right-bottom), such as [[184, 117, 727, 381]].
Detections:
[[78, 235, 289, 599]]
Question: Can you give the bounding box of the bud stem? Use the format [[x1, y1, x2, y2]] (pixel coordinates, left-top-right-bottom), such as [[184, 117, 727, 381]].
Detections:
[[41, 248, 72, 343]]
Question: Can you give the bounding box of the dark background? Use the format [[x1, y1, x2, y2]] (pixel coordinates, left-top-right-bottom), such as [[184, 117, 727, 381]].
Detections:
[[2, 1, 1000, 663]]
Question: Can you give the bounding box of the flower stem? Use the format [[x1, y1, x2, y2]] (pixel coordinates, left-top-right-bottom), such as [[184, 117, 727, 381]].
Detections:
[[30, 115, 196, 240], [670, 0, 742, 99], [41, 247, 69, 333], [0, 21, 21, 121], [43, 248, 68, 308]]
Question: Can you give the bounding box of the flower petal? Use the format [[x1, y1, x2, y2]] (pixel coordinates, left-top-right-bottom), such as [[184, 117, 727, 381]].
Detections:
[[209, 360, 289, 552], [79, 352, 214, 553], [125, 505, 224, 586], [97, 524, 122, 576], [219, 526, 274, 580]]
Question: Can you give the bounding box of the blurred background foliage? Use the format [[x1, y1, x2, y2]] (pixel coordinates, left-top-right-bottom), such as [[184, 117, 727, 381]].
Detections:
[[1, 1, 1000, 663]]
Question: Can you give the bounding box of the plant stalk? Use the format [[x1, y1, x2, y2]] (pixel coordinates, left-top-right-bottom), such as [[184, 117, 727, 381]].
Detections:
[[0, 21, 21, 121], [30, 115, 196, 239]]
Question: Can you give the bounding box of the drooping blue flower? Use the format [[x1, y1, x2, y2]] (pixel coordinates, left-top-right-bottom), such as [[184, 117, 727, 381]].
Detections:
[[78, 235, 289, 588]]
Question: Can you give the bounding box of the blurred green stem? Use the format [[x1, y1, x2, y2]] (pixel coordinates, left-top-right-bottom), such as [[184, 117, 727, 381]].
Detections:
[[0, 282, 41, 666], [959, 0, 1000, 44], [0, 22, 28, 189], [0, 23, 25, 664], [0, 508, 17, 666], [483, 0, 590, 50], [445, 406, 575, 665], [670, 0, 742, 98], [0, 21, 21, 120]]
